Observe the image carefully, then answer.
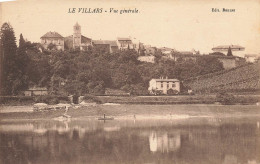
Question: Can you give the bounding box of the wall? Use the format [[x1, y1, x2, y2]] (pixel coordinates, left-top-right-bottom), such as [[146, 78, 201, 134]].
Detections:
[[41, 38, 64, 50], [24, 90, 48, 96], [138, 56, 155, 63], [111, 46, 119, 53], [93, 44, 110, 53], [32, 90, 48, 96]]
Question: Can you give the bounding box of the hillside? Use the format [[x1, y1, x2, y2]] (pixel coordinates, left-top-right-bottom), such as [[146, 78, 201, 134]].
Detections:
[[184, 61, 260, 93]]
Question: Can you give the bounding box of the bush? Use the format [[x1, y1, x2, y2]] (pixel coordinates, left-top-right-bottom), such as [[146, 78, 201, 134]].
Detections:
[[216, 92, 235, 105], [33, 95, 59, 105], [150, 89, 163, 95], [167, 89, 179, 95], [0, 96, 34, 105], [83, 94, 102, 104]]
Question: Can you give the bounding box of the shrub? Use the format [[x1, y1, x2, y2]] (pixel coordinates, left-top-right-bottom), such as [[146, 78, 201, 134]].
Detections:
[[0, 96, 34, 105], [83, 94, 102, 104], [216, 92, 235, 105], [167, 89, 179, 95], [150, 89, 163, 95], [33, 95, 59, 105]]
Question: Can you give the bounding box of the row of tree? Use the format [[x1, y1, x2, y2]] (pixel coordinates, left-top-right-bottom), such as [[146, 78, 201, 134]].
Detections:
[[0, 22, 224, 96]]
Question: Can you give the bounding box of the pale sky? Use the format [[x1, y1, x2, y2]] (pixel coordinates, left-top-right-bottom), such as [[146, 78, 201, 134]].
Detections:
[[1, 0, 260, 55]]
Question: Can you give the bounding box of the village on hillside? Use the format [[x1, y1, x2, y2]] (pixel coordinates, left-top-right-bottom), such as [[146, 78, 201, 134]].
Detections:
[[1, 0, 260, 163], [40, 22, 260, 69], [1, 21, 260, 105]]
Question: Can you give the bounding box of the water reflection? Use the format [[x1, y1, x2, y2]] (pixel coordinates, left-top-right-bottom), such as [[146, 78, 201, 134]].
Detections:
[[149, 132, 181, 153], [0, 118, 260, 164]]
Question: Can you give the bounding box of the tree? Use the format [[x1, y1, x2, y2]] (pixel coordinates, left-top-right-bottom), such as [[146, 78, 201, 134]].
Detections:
[[19, 33, 25, 48], [227, 47, 233, 56], [209, 52, 225, 56], [0, 23, 17, 95], [47, 43, 57, 50]]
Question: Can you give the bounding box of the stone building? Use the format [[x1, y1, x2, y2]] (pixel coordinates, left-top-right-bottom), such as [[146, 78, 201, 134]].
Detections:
[[117, 37, 133, 50], [40, 32, 64, 50], [164, 52, 246, 70], [64, 22, 92, 50], [92, 40, 118, 53]]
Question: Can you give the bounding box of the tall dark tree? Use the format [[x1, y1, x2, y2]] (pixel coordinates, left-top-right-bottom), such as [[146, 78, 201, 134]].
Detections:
[[19, 33, 26, 48], [14, 33, 30, 92], [0, 38, 3, 96], [227, 47, 233, 56], [0, 23, 17, 95]]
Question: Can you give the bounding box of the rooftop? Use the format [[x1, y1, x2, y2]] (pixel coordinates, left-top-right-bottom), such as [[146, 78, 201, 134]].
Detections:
[[212, 45, 245, 51], [151, 78, 179, 82], [41, 31, 64, 38], [159, 47, 175, 51], [92, 40, 118, 47], [117, 37, 132, 41]]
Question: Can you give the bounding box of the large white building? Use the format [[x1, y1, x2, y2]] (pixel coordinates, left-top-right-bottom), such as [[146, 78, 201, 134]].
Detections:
[[40, 31, 64, 50], [148, 78, 180, 94]]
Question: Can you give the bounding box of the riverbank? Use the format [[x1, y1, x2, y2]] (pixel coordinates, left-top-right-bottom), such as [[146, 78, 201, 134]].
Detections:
[[1, 94, 260, 106], [97, 94, 260, 105], [1, 104, 260, 120]]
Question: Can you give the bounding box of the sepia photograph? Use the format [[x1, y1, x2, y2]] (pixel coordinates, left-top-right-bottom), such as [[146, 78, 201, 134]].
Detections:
[[0, 0, 260, 163]]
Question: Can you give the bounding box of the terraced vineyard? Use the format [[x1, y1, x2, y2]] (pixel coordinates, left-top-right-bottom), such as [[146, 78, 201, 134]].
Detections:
[[184, 61, 260, 92]]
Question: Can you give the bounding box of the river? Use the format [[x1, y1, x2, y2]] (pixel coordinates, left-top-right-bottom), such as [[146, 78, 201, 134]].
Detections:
[[0, 105, 260, 164]]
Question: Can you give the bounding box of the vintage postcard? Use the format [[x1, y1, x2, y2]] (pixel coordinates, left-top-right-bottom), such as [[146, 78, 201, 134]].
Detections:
[[0, 0, 260, 163]]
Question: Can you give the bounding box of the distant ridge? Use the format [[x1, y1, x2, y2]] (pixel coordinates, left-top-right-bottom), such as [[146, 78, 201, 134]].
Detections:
[[184, 62, 260, 92]]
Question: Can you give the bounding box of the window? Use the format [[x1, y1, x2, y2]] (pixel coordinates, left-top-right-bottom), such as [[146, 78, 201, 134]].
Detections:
[[167, 82, 169, 88], [161, 82, 163, 88], [172, 83, 176, 88]]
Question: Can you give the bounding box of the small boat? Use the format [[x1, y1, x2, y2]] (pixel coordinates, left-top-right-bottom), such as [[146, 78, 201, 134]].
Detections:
[[98, 114, 114, 120], [98, 117, 114, 120]]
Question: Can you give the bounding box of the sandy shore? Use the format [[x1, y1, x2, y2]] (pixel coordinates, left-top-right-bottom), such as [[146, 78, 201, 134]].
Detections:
[[0, 104, 260, 121]]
